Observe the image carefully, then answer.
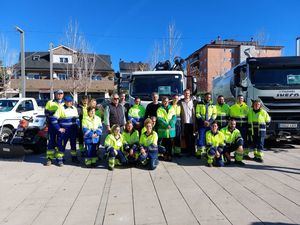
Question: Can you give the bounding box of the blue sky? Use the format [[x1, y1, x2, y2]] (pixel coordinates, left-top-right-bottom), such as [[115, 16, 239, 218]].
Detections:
[[1, 0, 299, 70]]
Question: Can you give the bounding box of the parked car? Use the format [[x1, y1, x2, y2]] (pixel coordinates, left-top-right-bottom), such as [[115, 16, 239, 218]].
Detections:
[[0, 98, 44, 143]]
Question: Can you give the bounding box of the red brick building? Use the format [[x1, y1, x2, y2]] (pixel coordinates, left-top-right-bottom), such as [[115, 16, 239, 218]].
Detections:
[[186, 38, 283, 93]]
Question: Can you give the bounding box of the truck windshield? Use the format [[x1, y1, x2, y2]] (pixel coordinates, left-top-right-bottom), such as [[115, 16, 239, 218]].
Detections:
[[130, 74, 183, 100], [250, 68, 300, 87], [0, 100, 18, 112]]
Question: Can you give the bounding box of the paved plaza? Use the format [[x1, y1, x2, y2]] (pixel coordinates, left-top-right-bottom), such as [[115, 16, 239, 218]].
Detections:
[[0, 143, 299, 225]]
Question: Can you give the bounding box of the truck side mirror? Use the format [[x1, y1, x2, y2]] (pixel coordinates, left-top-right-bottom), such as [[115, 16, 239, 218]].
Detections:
[[234, 66, 248, 88], [234, 67, 241, 86], [192, 77, 197, 95]]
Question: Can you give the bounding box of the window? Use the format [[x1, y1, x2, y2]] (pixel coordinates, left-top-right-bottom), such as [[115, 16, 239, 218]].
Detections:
[[88, 57, 94, 63], [32, 55, 40, 61], [17, 100, 34, 112], [27, 74, 40, 80], [59, 57, 69, 63], [58, 74, 67, 80], [92, 75, 102, 80]]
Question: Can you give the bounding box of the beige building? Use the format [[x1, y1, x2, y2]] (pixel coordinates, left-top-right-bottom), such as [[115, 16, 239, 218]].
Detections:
[[186, 38, 283, 92], [11, 45, 114, 100]]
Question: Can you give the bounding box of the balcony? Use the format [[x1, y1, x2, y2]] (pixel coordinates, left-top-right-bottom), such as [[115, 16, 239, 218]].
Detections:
[[10, 78, 114, 92]]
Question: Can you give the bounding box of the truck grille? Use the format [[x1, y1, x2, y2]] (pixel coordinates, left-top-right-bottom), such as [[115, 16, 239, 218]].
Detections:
[[259, 96, 300, 110]]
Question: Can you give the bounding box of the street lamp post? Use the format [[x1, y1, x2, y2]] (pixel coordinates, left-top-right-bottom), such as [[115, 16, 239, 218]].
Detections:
[[49, 43, 54, 100], [15, 26, 25, 98]]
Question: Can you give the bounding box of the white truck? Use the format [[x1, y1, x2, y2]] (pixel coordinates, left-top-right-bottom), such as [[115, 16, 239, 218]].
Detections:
[[128, 59, 196, 106], [212, 56, 300, 141], [0, 97, 44, 142]]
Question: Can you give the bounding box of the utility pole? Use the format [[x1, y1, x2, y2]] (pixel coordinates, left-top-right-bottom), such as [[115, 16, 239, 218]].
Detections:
[[16, 26, 25, 98], [49, 43, 54, 100], [296, 37, 300, 56]]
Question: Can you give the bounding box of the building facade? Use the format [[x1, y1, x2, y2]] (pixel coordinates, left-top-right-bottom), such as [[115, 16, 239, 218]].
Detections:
[[186, 38, 283, 93], [12, 45, 114, 100], [118, 60, 149, 93]]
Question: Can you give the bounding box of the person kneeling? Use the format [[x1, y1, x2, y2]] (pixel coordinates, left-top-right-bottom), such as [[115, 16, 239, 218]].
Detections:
[[122, 120, 140, 165], [206, 122, 225, 167], [104, 124, 127, 170], [138, 118, 165, 170], [220, 119, 245, 166]]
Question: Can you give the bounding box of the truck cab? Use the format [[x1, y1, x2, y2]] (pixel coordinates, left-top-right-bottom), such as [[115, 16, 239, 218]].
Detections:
[[129, 70, 186, 107], [213, 56, 300, 141]]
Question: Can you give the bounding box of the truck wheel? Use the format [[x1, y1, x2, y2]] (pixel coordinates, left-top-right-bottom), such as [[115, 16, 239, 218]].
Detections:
[[0, 127, 14, 143], [32, 138, 47, 154]]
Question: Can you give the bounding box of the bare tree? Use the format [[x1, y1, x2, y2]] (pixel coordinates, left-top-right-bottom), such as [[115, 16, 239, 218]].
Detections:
[[0, 34, 18, 97], [62, 19, 96, 101], [165, 23, 182, 62], [254, 29, 270, 57], [148, 22, 182, 67]]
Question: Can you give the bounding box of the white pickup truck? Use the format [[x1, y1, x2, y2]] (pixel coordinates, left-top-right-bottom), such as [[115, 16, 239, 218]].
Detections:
[[0, 98, 44, 142]]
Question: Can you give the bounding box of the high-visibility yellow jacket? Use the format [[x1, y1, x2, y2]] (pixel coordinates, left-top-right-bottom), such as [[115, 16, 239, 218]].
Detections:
[[45, 99, 64, 117], [220, 126, 242, 145], [229, 102, 249, 127], [105, 134, 124, 151], [82, 115, 102, 144], [248, 108, 271, 136], [216, 103, 230, 127], [51, 104, 79, 130], [128, 104, 146, 124], [157, 105, 176, 138], [122, 130, 139, 145], [196, 101, 217, 123], [206, 130, 225, 148], [139, 130, 158, 147]]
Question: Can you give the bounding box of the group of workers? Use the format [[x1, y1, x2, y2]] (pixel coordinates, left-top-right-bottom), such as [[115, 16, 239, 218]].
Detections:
[[44, 88, 270, 170]]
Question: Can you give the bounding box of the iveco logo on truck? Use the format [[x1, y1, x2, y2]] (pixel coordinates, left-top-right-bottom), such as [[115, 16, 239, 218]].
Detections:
[[276, 91, 300, 98]]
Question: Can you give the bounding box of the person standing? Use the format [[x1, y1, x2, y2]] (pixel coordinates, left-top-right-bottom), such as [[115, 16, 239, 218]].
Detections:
[[195, 92, 217, 158], [77, 95, 89, 156], [157, 96, 176, 161], [51, 96, 80, 166], [104, 93, 126, 132], [44, 89, 64, 166], [215, 95, 230, 129], [178, 88, 197, 156], [82, 106, 103, 167], [145, 92, 161, 118], [171, 94, 182, 156], [248, 100, 271, 162], [206, 122, 225, 167], [220, 119, 244, 165], [229, 95, 249, 159], [128, 97, 146, 131], [119, 92, 131, 120]]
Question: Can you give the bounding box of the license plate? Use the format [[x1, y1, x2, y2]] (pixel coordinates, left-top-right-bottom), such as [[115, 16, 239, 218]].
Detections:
[[3, 148, 11, 152], [279, 123, 298, 128]]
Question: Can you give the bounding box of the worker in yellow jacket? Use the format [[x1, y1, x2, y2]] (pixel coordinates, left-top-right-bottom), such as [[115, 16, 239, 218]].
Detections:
[[196, 93, 217, 158], [248, 100, 271, 162], [206, 122, 225, 167], [104, 124, 127, 170], [82, 106, 102, 167]]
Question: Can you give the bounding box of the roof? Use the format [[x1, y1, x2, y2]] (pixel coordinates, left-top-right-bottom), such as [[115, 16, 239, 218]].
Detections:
[[16, 51, 113, 72], [131, 71, 183, 76], [119, 61, 150, 72], [186, 39, 284, 60]]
